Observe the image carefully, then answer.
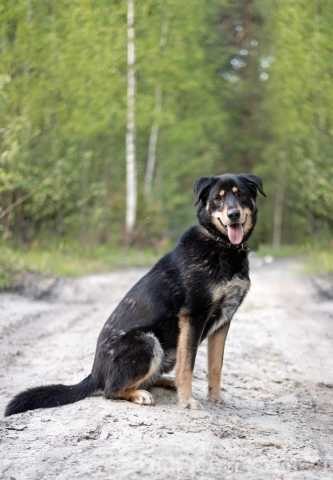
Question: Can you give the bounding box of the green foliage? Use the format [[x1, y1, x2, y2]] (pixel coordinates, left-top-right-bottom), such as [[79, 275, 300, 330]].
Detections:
[[261, 0, 333, 242], [306, 249, 333, 274], [257, 242, 333, 274], [0, 0, 332, 250]]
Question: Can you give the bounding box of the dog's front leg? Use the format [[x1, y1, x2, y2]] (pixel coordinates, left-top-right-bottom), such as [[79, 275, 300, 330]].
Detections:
[[207, 322, 230, 402], [176, 311, 201, 409]]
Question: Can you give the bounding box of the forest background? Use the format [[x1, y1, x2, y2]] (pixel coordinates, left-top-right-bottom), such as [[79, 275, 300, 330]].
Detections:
[[0, 0, 332, 283]]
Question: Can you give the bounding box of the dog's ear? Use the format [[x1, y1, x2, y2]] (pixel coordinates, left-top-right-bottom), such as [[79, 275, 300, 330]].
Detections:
[[238, 174, 266, 197], [193, 176, 217, 205]]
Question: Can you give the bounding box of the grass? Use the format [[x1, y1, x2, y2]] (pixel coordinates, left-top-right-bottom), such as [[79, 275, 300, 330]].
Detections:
[[256, 244, 308, 258], [0, 240, 168, 290], [304, 250, 333, 274], [0, 238, 332, 290], [257, 243, 333, 274]]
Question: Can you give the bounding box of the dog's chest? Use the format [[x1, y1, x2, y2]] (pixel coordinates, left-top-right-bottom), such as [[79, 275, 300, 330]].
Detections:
[[207, 276, 250, 335]]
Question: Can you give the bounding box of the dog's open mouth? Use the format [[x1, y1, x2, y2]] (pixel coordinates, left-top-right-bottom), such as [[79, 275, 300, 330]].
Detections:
[[218, 216, 247, 245], [226, 223, 244, 245]]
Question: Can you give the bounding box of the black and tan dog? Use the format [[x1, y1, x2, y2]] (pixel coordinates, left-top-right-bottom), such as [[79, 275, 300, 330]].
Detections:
[[5, 173, 265, 415]]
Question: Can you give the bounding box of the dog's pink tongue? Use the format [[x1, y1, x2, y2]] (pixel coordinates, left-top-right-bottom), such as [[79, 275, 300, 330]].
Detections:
[[227, 224, 244, 245]]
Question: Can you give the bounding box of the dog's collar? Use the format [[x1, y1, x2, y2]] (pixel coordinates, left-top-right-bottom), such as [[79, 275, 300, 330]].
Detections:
[[199, 226, 249, 252]]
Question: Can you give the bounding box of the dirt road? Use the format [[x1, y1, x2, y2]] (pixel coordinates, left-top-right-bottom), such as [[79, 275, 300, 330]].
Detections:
[[1, 259, 332, 479]]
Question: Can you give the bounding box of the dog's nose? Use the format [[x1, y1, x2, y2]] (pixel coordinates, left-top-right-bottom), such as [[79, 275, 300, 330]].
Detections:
[[227, 208, 240, 222]]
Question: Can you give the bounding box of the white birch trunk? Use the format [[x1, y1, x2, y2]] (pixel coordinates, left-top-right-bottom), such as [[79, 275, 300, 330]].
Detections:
[[126, 0, 137, 239], [144, 85, 162, 198]]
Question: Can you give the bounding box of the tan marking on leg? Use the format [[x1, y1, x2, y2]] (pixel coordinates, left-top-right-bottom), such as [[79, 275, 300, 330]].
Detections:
[[207, 322, 230, 402], [114, 370, 157, 405], [153, 377, 176, 390], [112, 334, 162, 406], [176, 313, 201, 409], [176, 312, 192, 403], [113, 364, 157, 404]]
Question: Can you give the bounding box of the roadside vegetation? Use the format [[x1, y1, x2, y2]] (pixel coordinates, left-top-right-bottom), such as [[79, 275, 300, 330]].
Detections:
[[257, 243, 333, 275], [0, 240, 166, 290], [0, 1, 332, 286], [0, 239, 331, 291], [304, 249, 333, 275]]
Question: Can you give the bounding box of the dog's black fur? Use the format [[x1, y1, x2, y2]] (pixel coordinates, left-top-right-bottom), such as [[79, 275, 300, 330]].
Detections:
[[5, 173, 265, 416]]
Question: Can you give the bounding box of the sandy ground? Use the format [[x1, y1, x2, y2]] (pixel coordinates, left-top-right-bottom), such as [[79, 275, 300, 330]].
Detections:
[[0, 258, 333, 480]]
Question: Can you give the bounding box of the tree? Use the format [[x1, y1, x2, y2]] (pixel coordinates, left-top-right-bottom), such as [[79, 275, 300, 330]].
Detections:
[[126, 0, 137, 241], [262, 0, 333, 245], [1, 0, 332, 247]]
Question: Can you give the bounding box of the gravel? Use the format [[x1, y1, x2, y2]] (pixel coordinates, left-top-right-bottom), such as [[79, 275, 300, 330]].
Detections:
[[1, 259, 333, 479]]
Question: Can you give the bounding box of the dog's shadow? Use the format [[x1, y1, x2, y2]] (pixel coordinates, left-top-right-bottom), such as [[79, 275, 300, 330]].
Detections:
[[151, 386, 178, 406]]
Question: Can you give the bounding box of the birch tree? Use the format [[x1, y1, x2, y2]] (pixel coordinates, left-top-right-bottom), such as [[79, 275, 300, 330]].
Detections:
[[126, 0, 137, 240], [1, 0, 332, 246]]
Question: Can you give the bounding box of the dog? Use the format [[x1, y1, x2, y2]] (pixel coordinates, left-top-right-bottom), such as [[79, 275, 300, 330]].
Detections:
[[5, 173, 265, 415]]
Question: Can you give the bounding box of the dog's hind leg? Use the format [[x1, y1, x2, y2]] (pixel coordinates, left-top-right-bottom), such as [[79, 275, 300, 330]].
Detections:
[[149, 348, 176, 391], [103, 332, 163, 406], [153, 377, 176, 390]]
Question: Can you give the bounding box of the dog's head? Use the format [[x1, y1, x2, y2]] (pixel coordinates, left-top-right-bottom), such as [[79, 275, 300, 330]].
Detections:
[[194, 173, 266, 245]]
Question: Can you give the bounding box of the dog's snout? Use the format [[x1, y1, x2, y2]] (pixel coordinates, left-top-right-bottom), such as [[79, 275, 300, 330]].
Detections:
[[227, 208, 240, 222]]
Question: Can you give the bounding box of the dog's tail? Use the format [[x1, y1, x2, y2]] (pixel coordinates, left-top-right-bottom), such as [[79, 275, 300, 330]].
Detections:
[[4, 374, 97, 417]]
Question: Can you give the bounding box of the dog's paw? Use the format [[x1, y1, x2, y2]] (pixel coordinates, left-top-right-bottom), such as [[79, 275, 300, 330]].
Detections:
[[131, 389, 155, 406], [208, 395, 223, 405], [178, 397, 202, 410], [208, 391, 223, 404]]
